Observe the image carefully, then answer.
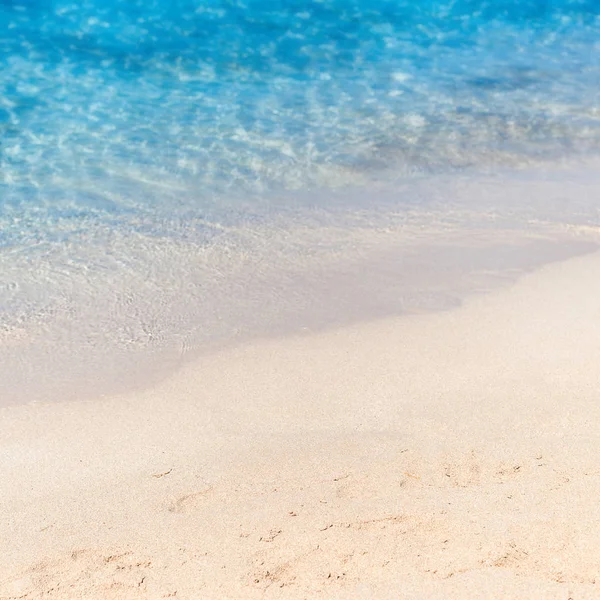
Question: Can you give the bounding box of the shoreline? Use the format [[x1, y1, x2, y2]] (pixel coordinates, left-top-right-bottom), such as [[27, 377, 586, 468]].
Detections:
[[2, 248, 600, 598], [3, 162, 600, 408], [2, 222, 599, 408]]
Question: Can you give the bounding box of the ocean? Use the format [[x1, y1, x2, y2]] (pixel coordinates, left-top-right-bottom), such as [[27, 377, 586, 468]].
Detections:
[[1, 0, 599, 403]]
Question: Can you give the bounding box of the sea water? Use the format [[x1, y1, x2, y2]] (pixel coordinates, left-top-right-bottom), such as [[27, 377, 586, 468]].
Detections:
[[1, 0, 599, 403]]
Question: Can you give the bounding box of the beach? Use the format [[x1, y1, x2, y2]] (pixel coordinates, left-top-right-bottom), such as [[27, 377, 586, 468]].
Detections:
[[2, 1, 600, 596], [2, 245, 600, 599]]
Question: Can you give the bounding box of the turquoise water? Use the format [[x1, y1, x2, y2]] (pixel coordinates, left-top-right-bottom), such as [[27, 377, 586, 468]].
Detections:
[[1, 0, 600, 401], [2, 0, 600, 237]]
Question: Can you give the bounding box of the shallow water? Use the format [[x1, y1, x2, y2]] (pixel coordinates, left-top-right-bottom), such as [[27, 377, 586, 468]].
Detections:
[[1, 0, 600, 403]]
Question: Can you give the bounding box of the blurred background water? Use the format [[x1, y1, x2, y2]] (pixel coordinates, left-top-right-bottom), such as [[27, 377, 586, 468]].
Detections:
[[1, 0, 600, 402]]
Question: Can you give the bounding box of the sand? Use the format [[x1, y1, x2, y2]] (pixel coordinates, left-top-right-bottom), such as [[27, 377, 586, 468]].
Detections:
[[2, 248, 600, 599]]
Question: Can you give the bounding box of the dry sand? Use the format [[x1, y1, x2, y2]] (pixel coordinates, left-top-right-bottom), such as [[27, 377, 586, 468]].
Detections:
[[2, 249, 600, 599]]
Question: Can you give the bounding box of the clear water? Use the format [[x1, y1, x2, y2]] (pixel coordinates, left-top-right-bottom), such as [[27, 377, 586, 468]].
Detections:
[[1, 0, 600, 402]]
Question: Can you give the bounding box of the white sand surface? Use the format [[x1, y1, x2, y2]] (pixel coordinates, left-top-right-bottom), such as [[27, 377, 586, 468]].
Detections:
[[2, 249, 600, 599]]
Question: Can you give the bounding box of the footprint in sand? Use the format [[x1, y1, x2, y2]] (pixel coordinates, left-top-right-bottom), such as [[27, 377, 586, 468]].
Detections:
[[0, 549, 162, 600], [167, 487, 214, 514]]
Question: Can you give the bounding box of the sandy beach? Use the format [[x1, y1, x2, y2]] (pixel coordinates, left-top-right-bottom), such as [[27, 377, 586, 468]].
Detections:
[[2, 247, 600, 599], [3, 0, 600, 597]]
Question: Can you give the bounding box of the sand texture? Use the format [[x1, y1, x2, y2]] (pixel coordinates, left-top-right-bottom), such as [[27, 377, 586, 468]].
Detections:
[[2, 250, 600, 599]]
